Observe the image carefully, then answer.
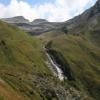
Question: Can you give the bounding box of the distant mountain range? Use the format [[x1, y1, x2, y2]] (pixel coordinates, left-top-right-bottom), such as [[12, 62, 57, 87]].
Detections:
[[2, 16, 64, 35], [1, 0, 100, 36]]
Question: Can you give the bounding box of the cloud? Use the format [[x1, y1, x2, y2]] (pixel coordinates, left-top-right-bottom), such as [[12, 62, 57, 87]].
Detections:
[[0, 0, 97, 22]]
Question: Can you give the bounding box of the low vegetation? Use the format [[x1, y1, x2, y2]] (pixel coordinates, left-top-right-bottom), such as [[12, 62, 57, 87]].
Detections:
[[40, 31, 100, 100]]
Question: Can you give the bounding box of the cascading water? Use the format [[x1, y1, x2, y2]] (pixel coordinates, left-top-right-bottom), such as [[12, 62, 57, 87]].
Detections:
[[46, 52, 64, 80]]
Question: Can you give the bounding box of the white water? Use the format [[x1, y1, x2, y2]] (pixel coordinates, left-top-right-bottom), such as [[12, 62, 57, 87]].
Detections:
[[46, 52, 64, 81]]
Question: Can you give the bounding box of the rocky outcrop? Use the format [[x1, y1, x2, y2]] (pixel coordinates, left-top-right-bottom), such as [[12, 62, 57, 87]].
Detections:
[[65, 0, 100, 34]]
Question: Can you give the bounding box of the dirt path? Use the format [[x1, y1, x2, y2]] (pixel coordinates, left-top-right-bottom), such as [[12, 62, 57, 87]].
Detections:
[[0, 78, 25, 100]]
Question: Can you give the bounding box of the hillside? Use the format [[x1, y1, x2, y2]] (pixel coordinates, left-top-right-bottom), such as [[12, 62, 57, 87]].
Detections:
[[38, 0, 100, 99], [0, 0, 100, 100], [0, 21, 88, 100], [39, 31, 100, 100]]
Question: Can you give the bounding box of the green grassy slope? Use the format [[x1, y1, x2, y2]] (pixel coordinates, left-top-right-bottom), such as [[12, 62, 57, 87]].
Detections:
[[0, 17, 100, 99], [0, 21, 70, 100], [39, 30, 100, 100], [0, 21, 51, 73], [0, 20, 50, 99], [0, 20, 88, 100]]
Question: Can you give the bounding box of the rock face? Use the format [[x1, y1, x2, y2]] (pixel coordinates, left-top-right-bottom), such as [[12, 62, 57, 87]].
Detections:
[[65, 0, 100, 34]]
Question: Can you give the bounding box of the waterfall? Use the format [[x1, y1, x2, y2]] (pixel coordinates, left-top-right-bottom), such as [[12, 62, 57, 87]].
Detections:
[[46, 52, 64, 81]]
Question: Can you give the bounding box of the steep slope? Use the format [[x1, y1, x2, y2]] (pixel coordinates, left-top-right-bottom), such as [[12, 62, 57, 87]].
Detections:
[[40, 33, 100, 100], [0, 20, 51, 100], [0, 0, 100, 100], [65, 0, 100, 35], [0, 78, 25, 100], [0, 21, 87, 100], [38, 0, 100, 100]]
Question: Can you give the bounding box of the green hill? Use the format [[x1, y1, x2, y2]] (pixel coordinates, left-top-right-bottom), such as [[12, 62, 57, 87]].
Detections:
[[0, 21, 87, 100], [39, 31, 100, 100], [0, 20, 51, 100], [0, 1, 100, 100], [38, 7, 100, 99]]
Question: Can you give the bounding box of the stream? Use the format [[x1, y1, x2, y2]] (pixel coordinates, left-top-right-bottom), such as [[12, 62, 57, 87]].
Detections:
[[46, 52, 64, 80], [44, 43, 75, 81]]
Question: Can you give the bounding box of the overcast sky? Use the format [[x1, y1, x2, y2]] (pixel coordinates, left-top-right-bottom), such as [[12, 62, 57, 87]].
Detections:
[[0, 0, 97, 22]]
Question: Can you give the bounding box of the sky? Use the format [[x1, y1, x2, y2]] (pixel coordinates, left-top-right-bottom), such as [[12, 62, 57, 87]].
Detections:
[[0, 0, 97, 22]]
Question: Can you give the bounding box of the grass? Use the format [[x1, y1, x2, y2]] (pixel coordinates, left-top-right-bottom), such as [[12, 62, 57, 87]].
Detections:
[[39, 31, 100, 100], [0, 21, 66, 100], [0, 96, 4, 100], [0, 20, 51, 74], [53, 35, 100, 99], [0, 17, 100, 100]]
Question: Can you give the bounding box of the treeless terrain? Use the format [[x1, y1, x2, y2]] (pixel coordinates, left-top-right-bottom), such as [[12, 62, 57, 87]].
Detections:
[[0, 78, 25, 100]]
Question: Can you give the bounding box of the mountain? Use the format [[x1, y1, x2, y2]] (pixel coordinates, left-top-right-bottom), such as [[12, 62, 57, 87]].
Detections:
[[63, 0, 100, 48], [2, 17, 64, 35], [0, 20, 86, 100], [32, 19, 48, 24], [2, 16, 29, 24], [39, 0, 100, 99], [0, 0, 100, 100], [65, 0, 100, 34], [1, 0, 100, 36]]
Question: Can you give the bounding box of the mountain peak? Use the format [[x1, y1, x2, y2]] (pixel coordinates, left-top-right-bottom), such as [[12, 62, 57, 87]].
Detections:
[[32, 19, 48, 24], [94, 0, 100, 11], [97, 0, 100, 4], [12, 16, 25, 19], [2, 16, 29, 24]]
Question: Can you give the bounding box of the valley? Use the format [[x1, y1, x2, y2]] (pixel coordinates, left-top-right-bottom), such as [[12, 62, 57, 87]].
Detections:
[[0, 0, 100, 100]]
